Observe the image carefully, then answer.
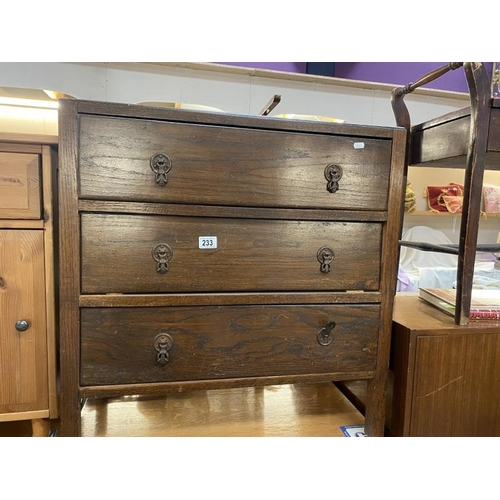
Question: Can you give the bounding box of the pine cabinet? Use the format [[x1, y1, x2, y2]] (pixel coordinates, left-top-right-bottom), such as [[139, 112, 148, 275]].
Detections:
[[0, 135, 58, 436]]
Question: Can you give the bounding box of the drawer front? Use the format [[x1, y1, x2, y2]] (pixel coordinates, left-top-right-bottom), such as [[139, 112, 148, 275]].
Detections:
[[78, 115, 392, 210], [80, 305, 380, 385], [0, 152, 41, 219], [80, 213, 382, 293]]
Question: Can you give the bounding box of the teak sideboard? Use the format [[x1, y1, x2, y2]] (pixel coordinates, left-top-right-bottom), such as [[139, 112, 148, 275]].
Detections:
[[338, 293, 500, 436], [57, 99, 406, 437]]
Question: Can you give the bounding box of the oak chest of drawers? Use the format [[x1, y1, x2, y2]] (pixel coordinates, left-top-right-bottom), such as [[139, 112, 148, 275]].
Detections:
[[58, 99, 406, 436]]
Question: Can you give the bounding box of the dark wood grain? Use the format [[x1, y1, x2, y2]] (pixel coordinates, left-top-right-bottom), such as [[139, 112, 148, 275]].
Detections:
[[455, 63, 491, 324], [80, 213, 382, 294], [78, 199, 388, 222], [78, 115, 393, 211], [410, 108, 500, 168], [486, 107, 500, 153], [388, 321, 413, 436], [57, 99, 82, 437], [80, 372, 376, 398], [79, 291, 382, 307], [365, 127, 406, 437], [57, 98, 406, 437], [80, 305, 380, 385]]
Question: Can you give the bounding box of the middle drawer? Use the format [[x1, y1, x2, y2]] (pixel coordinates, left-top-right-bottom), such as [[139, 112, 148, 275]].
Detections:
[[80, 213, 382, 293]]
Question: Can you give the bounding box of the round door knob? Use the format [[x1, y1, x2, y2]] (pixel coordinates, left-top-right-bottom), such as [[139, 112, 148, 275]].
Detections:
[[15, 320, 29, 332]]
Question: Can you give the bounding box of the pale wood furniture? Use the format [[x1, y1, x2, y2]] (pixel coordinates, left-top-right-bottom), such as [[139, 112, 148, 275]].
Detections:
[[0, 382, 363, 437], [80, 382, 364, 437], [0, 133, 58, 436], [338, 293, 500, 436], [58, 98, 406, 437]]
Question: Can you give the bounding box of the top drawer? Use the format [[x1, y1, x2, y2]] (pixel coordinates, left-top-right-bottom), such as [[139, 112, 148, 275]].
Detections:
[[0, 152, 41, 219], [78, 115, 392, 210]]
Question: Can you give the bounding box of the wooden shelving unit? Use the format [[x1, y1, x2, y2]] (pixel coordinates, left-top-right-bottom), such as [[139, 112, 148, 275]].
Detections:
[[393, 62, 500, 324]]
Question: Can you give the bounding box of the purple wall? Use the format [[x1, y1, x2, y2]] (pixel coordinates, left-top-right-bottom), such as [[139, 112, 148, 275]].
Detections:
[[335, 62, 493, 93], [214, 62, 493, 93]]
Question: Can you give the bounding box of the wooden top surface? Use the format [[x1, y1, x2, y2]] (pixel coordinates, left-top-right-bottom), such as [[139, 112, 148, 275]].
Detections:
[[411, 98, 500, 133], [67, 99, 403, 139], [394, 293, 500, 333]]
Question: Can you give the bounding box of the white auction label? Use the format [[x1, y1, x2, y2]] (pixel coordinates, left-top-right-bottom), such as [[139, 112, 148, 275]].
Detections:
[[199, 236, 217, 249]]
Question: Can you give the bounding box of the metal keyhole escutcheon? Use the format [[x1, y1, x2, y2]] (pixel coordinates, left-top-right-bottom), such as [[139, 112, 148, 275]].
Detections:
[[324, 164, 343, 193], [317, 246, 335, 273], [154, 333, 174, 365], [150, 153, 172, 186], [152, 243, 173, 274], [317, 322, 336, 346]]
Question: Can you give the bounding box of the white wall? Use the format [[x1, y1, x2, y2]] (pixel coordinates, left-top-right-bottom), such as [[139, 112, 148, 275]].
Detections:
[[2, 61, 498, 244], [0, 62, 468, 126]]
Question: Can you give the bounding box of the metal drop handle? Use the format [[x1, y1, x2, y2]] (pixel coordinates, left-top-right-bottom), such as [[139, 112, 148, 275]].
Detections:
[[324, 164, 343, 193], [317, 246, 335, 273], [154, 333, 174, 365], [150, 153, 172, 186]]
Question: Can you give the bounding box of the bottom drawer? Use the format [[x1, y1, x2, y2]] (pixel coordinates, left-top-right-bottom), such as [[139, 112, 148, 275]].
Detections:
[[80, 305, 380, 385]]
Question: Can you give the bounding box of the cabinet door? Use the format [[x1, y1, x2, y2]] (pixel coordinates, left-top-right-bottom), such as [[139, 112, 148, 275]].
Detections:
[[0, 230, 48, 414], [410, 334, 500, 437]]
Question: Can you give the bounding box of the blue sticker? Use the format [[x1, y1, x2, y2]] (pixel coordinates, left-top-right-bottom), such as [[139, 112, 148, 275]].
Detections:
[[340, 425, 367, 437]]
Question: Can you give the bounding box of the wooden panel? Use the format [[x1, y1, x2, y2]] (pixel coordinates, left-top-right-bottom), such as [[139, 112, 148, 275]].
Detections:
[[409, 107, 500, 169], [0, 132, 58, 145], [0, 410, 49, 423], [78, 199, 388, 223], [0, 220, 44, 229], [388, 323, 413, 437], [0, 230, 48, 413], [0, 152, 41, 219], [410, 114, 470, 166], [41, 145, 58, 418], [486, 107, 500, 153], [364, 127, 406, 437], [58, 99, 82, 437], [78, 115, 392, 211], [0, 143, 42, 154], [80, 213, 382, 294], [80, 305, 380, 385], [80, 371, 376, 398], [79, 291, 382, 308], [410, 333, 500, 436]]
